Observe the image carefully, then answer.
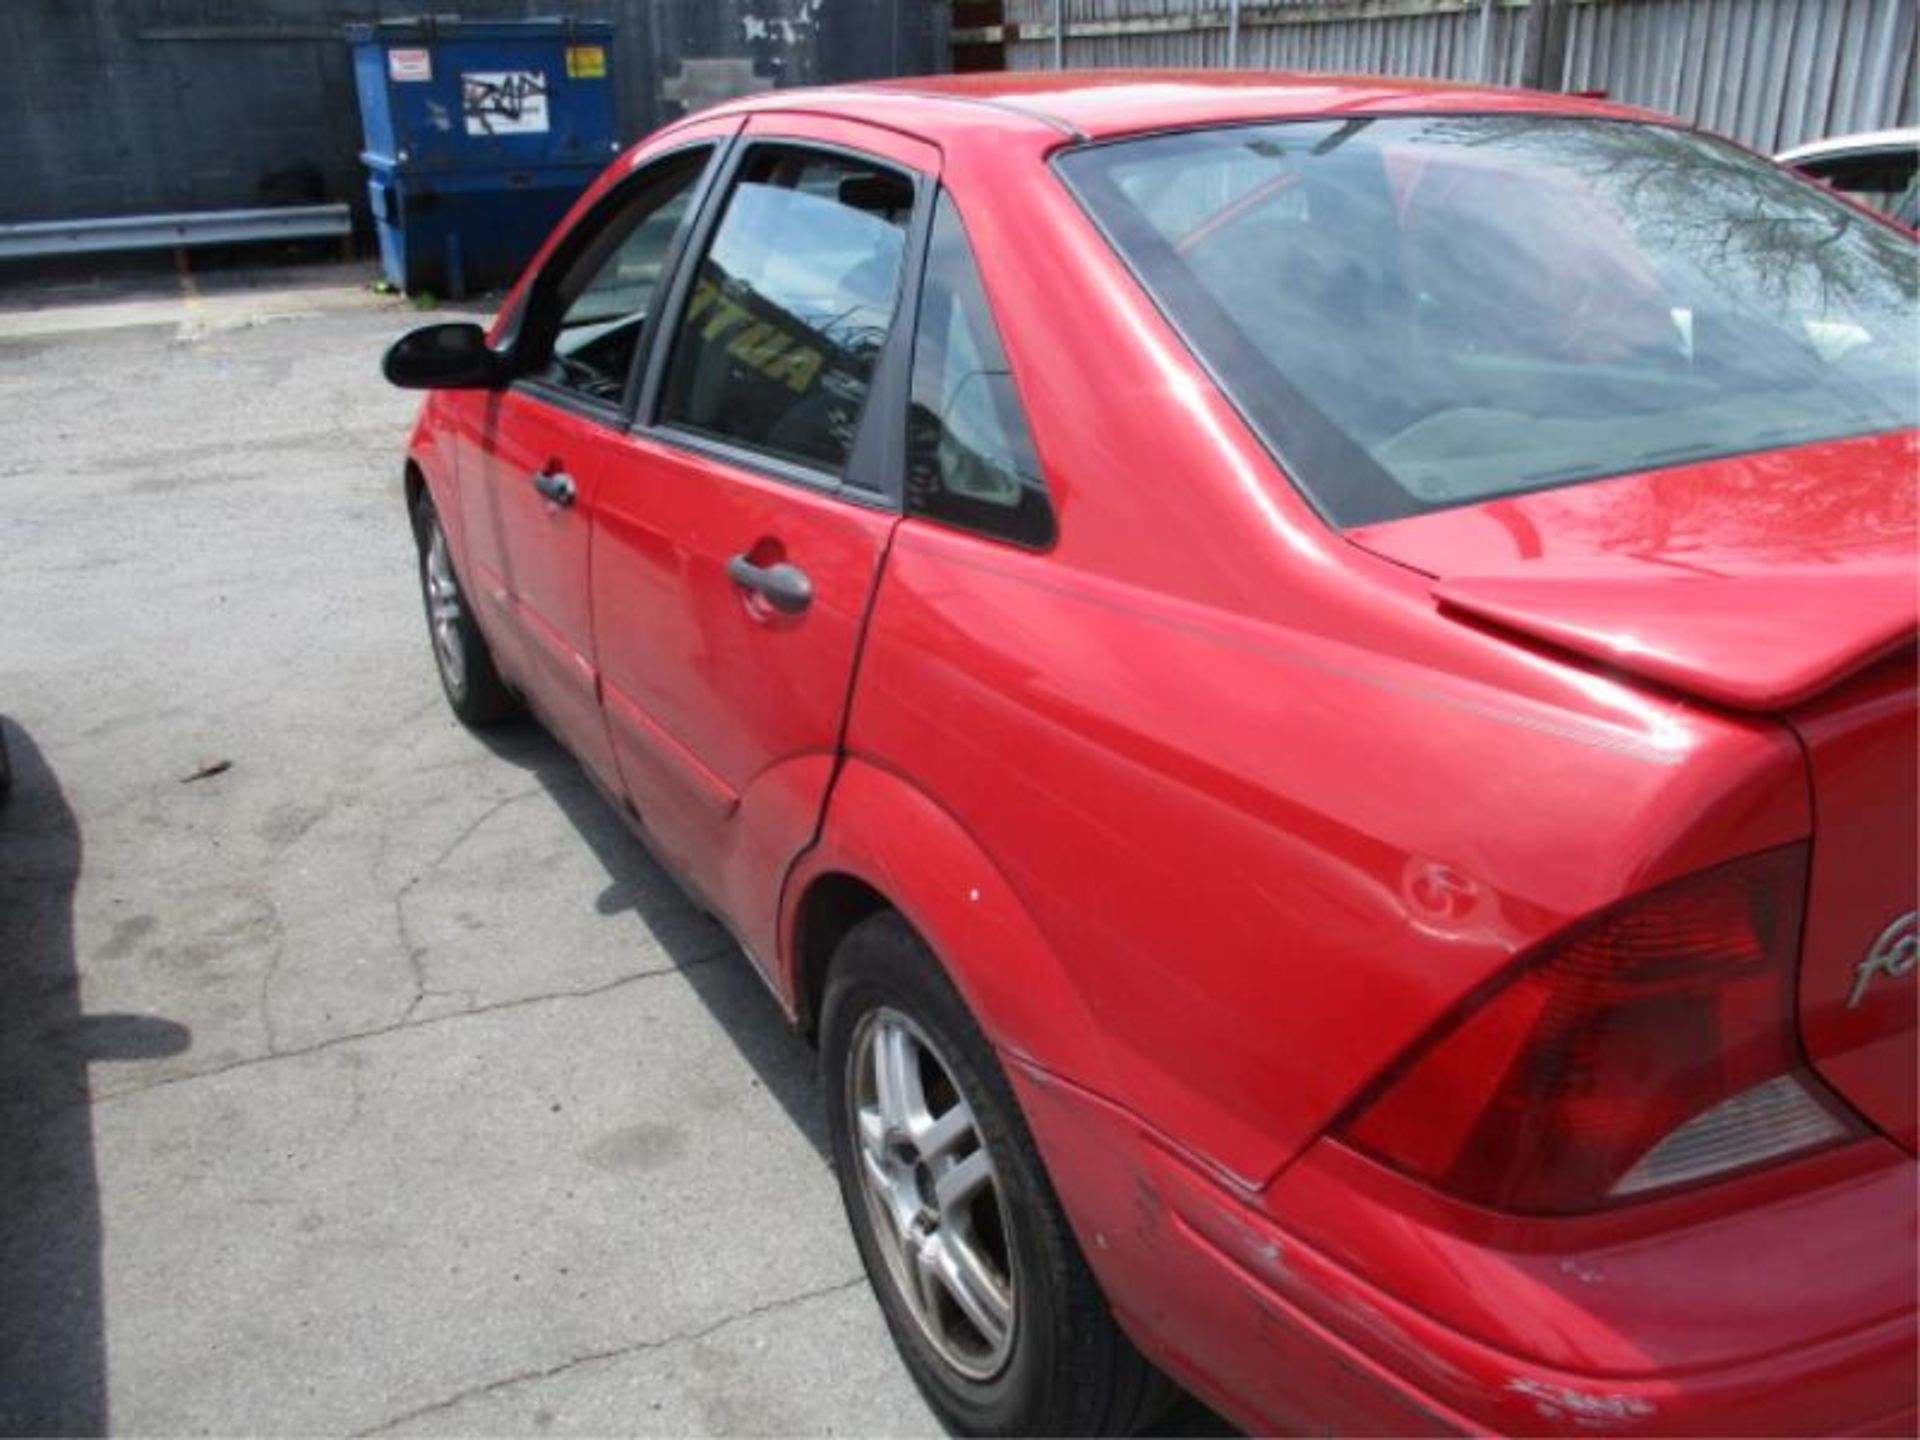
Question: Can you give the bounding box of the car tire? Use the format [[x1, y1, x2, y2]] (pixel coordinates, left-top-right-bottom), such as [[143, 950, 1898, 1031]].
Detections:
[[412, 490, 519, 729], [821, 911, 1177, 1437]]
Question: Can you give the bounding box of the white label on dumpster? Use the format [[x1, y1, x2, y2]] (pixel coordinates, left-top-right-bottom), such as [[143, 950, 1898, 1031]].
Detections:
[[388, 48, 432, 83], [461, 71, 550, 135]]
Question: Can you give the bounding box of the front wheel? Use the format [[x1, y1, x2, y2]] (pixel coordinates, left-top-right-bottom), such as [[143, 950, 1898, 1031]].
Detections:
[[821, 912, 1176, 1436], [413, 491, 519, 728]]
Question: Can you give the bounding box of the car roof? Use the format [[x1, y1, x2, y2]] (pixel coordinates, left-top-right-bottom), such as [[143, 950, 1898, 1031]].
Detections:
[[702, 69, 1664, 143], [1776, 127, 1920, 164]]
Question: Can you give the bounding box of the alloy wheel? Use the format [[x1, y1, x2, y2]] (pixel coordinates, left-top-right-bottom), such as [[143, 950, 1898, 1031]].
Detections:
[[848, 1006, 1018, 1381], [423, 519, 467, 696]]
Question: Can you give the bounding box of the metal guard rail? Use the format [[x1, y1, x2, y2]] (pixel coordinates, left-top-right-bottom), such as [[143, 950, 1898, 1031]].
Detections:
[[0, 204, 351, 261]]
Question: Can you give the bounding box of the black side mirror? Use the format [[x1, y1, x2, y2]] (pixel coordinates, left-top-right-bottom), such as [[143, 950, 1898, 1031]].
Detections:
[[383, 322, 508, 390]]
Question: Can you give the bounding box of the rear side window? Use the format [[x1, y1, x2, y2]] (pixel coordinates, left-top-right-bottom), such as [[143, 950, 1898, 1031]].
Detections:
[[906, 193, 1054, 548], [1796, 148, 1920, 222], [657, 146, 914, 474]]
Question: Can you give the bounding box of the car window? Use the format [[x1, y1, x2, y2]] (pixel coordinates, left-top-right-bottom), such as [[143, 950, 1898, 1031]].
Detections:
[[1059, 118, 1918, 527], [1796, 148, 1920, 221], [657, 145, 915, 474], [529, 146, 710, 408], [907, 192, 1054, 548]]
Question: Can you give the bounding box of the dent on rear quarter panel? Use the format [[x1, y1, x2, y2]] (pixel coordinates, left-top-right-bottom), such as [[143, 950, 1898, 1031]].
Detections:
[[839, 122, 1811, 1189], [848, 529, 1809, 1187]]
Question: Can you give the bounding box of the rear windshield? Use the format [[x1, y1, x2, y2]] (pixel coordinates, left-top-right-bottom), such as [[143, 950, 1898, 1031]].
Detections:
[[1057, 117, 1919, 527]]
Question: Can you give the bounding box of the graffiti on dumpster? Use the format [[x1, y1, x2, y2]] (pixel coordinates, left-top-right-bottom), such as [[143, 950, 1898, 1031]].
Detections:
[[461, 71, 550, 135]]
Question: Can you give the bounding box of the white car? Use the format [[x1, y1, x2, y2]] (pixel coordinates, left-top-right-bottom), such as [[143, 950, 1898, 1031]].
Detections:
[[1778, 127, 1918, 228]]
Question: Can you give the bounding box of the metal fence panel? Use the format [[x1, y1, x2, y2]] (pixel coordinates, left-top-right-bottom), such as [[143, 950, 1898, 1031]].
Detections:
[[1007, 0, 1918, 153], [3, 0, 944, 225]]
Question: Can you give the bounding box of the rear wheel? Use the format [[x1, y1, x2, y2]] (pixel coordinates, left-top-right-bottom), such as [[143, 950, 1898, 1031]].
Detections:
[[413, 491, 518, 728], [821, 912, 1176, 1436]]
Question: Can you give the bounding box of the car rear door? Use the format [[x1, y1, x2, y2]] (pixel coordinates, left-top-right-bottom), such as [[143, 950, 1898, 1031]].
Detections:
[[462, 127, 733, 791], [590, 114, 935, 973]]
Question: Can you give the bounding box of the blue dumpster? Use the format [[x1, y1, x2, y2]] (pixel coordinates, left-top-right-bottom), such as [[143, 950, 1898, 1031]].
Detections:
[[348, 17, 621, 298]]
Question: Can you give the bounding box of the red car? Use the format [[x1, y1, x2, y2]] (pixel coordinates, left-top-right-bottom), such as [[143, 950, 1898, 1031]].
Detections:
[[384, 72, 1918, 1436]]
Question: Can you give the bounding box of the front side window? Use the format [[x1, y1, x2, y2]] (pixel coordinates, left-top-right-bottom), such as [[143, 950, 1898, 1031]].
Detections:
[[907, 193, 1054, 548], [658, 145, 915, 474], [525, 146, 710, 408], [1059, 118, 1918, 526]]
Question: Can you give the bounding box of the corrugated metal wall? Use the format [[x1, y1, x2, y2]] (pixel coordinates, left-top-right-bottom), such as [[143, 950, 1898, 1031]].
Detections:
[[1005, 0, 1918, 153], [1561, 0, 1917, 152]]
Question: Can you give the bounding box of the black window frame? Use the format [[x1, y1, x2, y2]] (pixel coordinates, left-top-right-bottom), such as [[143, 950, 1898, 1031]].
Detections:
[[631, 136, 934, 511], [504, 139, 726, 429]]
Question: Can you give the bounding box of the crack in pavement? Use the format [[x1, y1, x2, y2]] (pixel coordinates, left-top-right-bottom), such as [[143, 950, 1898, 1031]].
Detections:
[[391, 789, 547, 1025], [86, 941, 736, 1107], [351, 1276, 868, 1437], [255, 904, 290, 1059], [258, 732, 562, 1055]]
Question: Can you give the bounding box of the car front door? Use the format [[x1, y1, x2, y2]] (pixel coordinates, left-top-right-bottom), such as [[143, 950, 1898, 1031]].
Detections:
[[591, 116, 935, 972], [465, 129, 732, 792]]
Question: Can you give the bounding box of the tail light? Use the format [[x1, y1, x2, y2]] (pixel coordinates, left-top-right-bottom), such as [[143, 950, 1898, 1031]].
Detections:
[[1336, 845, 1861, 1215]]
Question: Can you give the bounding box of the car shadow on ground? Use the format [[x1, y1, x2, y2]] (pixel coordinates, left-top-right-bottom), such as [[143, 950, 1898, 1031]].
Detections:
[[472, 718, 1237, 1439], [473, 719, 831, 1158], [0, 719, 191, 1435]]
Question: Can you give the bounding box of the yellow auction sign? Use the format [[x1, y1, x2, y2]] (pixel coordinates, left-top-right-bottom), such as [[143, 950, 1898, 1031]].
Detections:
[[683, 277, 825, 393]]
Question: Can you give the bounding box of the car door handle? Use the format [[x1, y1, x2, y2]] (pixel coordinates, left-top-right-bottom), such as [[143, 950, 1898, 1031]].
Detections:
[[726, 554, 812, 615], [532, 468, 576, 507]]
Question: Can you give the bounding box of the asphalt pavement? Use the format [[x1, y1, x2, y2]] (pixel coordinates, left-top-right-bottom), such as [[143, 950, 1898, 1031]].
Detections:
[[0, 259, 942, 1435]]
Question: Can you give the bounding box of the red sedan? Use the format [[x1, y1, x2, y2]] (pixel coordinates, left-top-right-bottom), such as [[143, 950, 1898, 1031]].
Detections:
[[384, 72, 1918, 1436]]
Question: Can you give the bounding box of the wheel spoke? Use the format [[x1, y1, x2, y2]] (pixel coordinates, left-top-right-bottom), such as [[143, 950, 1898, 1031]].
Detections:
[[872, 1022, 923, 1136], [910, 1233, 947, 1321], [932, 1231, 1013, 1349], [915, 1101, 973, 1164], [861, 1157, 916, 1242], [934, 1147, 993, 1217], [858, 1136, 893, 1201]]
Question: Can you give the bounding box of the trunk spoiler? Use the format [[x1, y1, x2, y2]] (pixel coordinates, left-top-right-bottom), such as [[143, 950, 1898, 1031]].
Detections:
[[1435, 565, 1918, 712]]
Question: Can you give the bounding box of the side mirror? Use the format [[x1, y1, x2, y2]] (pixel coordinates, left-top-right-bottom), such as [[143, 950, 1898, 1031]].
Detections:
[[382, 322, 508, 390]]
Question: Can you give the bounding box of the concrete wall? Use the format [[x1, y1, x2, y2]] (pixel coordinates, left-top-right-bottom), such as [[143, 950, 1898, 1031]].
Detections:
[[1, 1, 946, 225]]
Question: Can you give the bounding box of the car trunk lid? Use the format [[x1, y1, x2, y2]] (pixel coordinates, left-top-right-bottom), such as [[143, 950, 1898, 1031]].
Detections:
[[1349, 430, 1918, 1149], [1789, 657, 1917, 1152], [1348, 431, 1919, 715]]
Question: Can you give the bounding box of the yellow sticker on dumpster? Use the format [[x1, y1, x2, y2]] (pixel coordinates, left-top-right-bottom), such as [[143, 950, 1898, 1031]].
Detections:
[[566, 45, 607, 79]]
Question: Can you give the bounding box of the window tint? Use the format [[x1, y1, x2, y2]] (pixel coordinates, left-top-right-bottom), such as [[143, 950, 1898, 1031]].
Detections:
[[907, 193, 1053, 547], [658, 146, 914, 473], [531, 147, 708, 408], [1060, 118, 1918, 527]]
